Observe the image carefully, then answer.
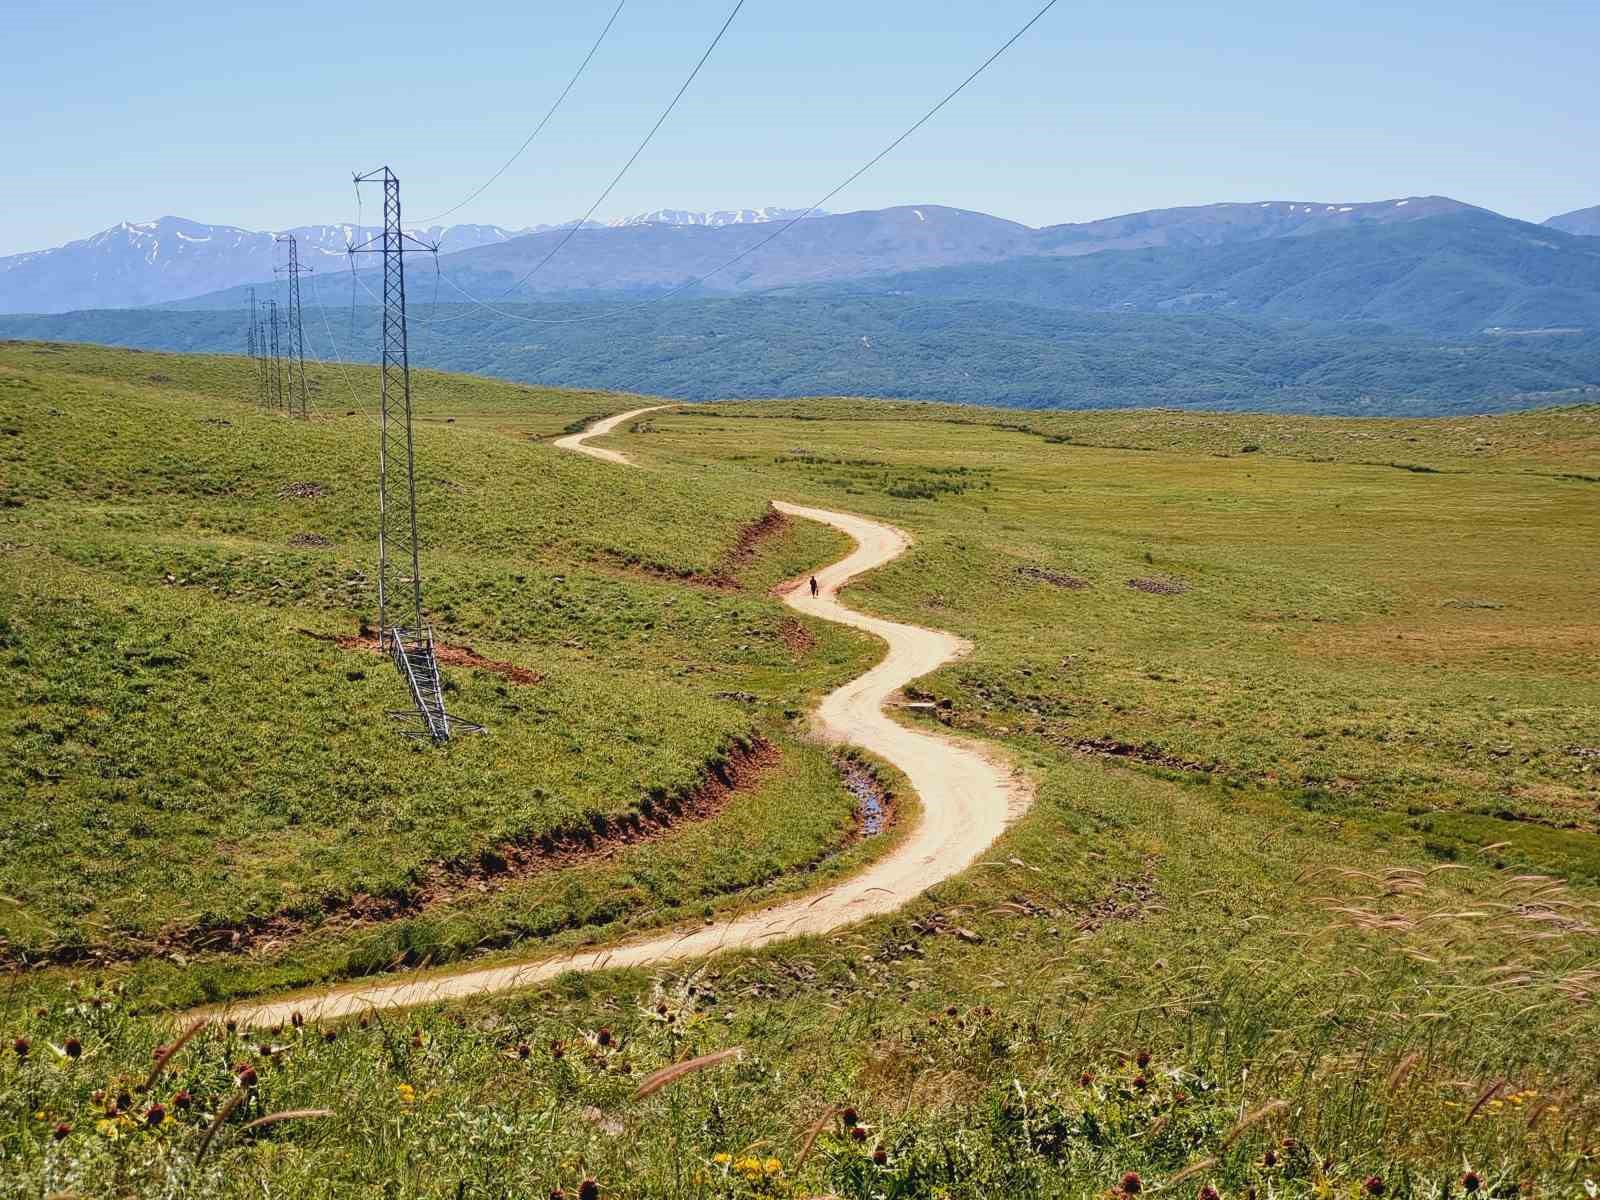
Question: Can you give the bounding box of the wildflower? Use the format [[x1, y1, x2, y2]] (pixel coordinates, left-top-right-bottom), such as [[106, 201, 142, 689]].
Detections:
[[235, 1062, 258, 1089], [397, 1083, 417, 1106], [550, 1191, 566, 1200], [946, 1006, 958, 1017], [173, 1089, 193, 1111], [712, 1152, 732, 1165], [53, 1122, 72, 1141], [291, 1011, 304, 1028], [1199, 1187, 1219, 1200], [517, 1043, 531, 1060], [764, 1157, 782, 1176], [873, 1147, 888, 1166], [13, 1036, 29, 1059], [96, 1118, 121, 1140], [735, 1157, 764, 1179], [1136, 1049, 1152, 1069], [1122, 1172, 1144, 1194], [64, 1036, 82, 1060], [145, 1103, 166, 1128], [1364, 1176, 1385, 1197], [1133, 1074, 1149, 1091], [551, 1040, 565, 1060], [597, 1027, 613, 1048], [841, 1106, 859, 1127], [225, 1019, 238, 1033], [1462, 1172, 1482, 1194], [1080, 1071, 1095, 1086], [851, 1125, 868, 1142], [1263, 1150, 1278, 1168], [578, 1179, 600, 1200]]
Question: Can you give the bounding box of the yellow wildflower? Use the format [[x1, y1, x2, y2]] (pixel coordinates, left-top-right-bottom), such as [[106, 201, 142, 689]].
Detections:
[[712, 1152, 732, 1165], [96, 1118, 121, 1140], [396, 1083, 416, 1105], [764, 1156, 783, 1175]]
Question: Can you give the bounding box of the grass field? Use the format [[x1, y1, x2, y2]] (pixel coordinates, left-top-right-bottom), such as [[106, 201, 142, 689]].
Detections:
[[2, 342, 1597, 1198]]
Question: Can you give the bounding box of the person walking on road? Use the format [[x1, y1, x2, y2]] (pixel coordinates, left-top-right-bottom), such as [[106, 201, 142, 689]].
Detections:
[[809, 576, 820, 598]]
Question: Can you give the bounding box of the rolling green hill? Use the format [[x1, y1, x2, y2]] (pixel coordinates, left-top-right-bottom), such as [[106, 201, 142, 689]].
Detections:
[[3, 343, 1599, 1198], [3, 294, 1597, 415]]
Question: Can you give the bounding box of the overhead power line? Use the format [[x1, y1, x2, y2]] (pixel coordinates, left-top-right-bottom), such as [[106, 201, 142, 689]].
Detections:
[[423, 0, 1062, 329], [413, 0, 626, 226], [453, 0, 748, 306]]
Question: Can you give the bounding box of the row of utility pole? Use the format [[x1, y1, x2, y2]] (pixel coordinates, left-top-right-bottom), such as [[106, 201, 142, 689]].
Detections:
[[238, 171, 478, 742], [244, 235, 310, 417]]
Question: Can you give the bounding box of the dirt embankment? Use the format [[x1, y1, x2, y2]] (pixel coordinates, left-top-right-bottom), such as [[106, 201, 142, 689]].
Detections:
[[7, 741, 780, 970]]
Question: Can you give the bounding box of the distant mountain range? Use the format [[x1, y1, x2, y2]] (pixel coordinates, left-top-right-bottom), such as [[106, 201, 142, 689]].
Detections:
[[0, 208, 827, 314], [3, 193, 1597, 417], [3, 195, 1593, 316]]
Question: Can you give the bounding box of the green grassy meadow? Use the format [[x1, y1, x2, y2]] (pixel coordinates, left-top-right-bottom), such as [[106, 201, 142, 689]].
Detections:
[[1, 342, 1597, 1198]]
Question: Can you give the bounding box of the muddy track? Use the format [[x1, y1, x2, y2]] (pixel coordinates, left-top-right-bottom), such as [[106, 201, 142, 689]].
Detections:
[[221, 407, 1029, 1026]]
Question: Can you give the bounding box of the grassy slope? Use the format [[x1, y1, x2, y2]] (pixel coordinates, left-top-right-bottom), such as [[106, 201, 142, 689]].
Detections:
[[0, 343, 877, 990], [2, 343, 1598, 1198]]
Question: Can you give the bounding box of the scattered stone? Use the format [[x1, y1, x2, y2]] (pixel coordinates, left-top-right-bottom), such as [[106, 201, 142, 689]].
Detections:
[[277, 482, 325, 500], [1015, 564, 1090, 590], [1127, 576, 1188, 596]]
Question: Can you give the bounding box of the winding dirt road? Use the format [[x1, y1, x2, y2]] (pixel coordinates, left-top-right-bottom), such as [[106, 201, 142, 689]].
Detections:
[[224, 408, 1027, 1026]]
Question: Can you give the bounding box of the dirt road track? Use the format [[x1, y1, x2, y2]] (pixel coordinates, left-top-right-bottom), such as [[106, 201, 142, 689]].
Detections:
[[222, 408, 1028, 1026]]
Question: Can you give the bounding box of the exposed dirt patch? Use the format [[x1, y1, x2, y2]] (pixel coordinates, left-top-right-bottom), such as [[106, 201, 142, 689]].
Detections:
[[9, 740, 780, 969], [277, 482, 326, 500], [288, 532, 330, 548], [308, 630, 544, 687], [1127, 576, 1188, 595], [1015, 564, 1090, 590], [778, 616, 816, 656]]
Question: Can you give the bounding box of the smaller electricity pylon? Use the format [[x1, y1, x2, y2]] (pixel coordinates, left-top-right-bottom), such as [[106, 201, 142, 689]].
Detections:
[[267, 299, 284, 410], [274, 234, 311, 418], [246, 287, 259, 403], [349, 165, 482, 742], [250, 289, 272, 407]]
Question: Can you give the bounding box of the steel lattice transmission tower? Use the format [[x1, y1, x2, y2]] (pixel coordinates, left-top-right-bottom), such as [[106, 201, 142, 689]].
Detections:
[[267, 299, 284, 410], [349, 166, 481, 741], [248, 288, 271, 406], [274, 235, 311, 418], [246, 287, 259, 402]]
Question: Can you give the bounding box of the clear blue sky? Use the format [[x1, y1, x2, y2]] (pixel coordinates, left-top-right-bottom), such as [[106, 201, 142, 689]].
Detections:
[[4, 0, 1597, 255]]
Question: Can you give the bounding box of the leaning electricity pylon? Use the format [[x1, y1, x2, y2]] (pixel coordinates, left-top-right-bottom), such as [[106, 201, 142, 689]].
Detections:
[[267, 299, 284, 410], [349, 166, 482, 742], [274, 234, 311, 418]]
